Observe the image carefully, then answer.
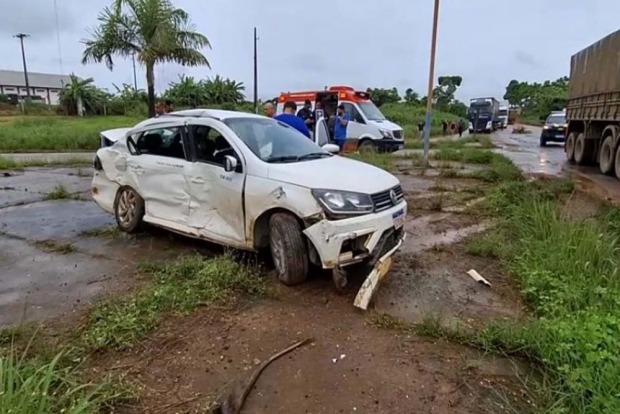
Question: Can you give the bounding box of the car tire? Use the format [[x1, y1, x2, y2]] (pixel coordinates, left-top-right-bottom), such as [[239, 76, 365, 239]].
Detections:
[[599, 135, 615, 175], [574, 133, 588, 165], [539, 136, 547, 147], [269, 213, 308, 286], [114, 186, 144, 234], [358, 139, 375, 153], [565, 132, 577, 162]]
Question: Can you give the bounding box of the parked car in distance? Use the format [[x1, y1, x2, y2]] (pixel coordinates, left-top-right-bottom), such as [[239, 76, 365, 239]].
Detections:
[[92, 109, 407, 290], [540, 112, 567, 147]]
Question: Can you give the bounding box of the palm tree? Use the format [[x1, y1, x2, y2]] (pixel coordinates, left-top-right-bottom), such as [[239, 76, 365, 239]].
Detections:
[[58, 74, 104, 116], [81, 0, 210, 117]]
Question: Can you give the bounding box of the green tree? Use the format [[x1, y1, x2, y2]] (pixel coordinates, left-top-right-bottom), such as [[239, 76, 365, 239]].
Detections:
[[503, 77, 568, 119], [82, 0, 211, 117], [434, 75, 463, 109], [203, 75, 245, 105], [163, 75, 206, 107], [404, 88, 421, 105], [58, 74, 106, 116], [366, 87, 400, 107]]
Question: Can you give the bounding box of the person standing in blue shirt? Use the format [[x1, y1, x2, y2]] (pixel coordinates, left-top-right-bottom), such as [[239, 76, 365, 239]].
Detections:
[[334, 104, 349, 150], [274, 101, 311, 139]]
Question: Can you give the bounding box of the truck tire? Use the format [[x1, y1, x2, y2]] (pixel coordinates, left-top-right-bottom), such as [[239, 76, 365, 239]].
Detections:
[[574, 133, 589, 165], [269, 213, 308, 286], [114, 186, 144, 234], [599, 135, 615, 175], [565, 132, 576, 162], [614, 145, 620, 180]]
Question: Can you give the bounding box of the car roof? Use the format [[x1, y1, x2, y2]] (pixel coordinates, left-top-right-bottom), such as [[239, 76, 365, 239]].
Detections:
[[132, 109, 265, 130]]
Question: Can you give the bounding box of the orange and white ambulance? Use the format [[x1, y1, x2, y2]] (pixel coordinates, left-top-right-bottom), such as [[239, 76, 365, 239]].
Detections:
[[277, 86, 405, 153]]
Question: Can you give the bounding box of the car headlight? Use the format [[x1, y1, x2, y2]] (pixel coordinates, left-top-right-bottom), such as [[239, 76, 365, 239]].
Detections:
[[312, 189, 374, 216], [379, 129, 392, 139], [543, 125, 550, 130]]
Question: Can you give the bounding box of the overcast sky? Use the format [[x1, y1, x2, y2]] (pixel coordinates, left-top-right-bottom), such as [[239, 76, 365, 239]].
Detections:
[[1, 0, 619, 103]]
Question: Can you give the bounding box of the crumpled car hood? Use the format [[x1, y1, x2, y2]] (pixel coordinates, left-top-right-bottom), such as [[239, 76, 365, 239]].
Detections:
[[266, 156, 400, 194]]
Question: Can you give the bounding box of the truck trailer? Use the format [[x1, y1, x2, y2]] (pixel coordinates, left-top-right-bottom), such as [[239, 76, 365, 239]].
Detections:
[[566, 29, 620, 178]]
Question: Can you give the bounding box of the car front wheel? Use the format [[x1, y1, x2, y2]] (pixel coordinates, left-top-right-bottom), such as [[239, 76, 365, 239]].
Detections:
[[269, 213, 309, 286], [114, 186, 144, 234]]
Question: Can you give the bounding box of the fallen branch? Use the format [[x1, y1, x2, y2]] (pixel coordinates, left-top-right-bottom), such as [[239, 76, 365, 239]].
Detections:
[[211, 338, 313, 414]]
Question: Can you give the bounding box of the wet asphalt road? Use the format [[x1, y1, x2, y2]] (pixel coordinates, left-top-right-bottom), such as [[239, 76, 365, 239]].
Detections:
[[491, 125, 566, 176]]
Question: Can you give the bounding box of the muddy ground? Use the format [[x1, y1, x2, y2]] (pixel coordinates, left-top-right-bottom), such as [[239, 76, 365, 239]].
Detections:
[[1, 160, 536, 413]]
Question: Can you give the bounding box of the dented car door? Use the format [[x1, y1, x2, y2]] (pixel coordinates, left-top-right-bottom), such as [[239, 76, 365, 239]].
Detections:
[[128, 123, 191, 223], [184, 120, 246, 246]]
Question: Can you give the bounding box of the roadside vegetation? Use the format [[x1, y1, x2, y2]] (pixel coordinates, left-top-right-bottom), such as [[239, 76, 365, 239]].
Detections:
[[352, 139, 620, 413], [0, 254, 268, 412], [0, 116, 140, 153]]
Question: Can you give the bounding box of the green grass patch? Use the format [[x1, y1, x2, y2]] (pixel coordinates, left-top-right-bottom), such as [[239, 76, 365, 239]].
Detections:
[[0, 116, 140, 152], [45, 185, 71, 200], [82, 254, 269, 351], [432, 148, 495, 164], [348, 151, 396, 170], [0, 344, 131, 414], [470, 179, 620, 413], [34, 240, 76, 254], [80, 226, 123, 238]]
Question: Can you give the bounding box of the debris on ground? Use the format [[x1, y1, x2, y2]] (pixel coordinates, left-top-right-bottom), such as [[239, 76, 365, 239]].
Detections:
[[467, 269, 492, 287], [211, 338, 313, 414], [511, 125, 531, 134]]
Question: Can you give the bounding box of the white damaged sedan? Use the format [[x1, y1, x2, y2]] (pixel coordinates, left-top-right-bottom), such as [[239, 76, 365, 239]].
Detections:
[[92, 109, 407, 308]]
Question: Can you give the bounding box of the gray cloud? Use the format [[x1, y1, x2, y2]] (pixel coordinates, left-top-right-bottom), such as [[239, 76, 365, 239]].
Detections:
[[514, 51, 540, 68], [0, 0, 619, 102]]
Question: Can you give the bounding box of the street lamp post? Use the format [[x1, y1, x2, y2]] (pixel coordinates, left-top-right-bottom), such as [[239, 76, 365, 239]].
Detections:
[[14, 33, 31, 99], [422, 0, 441, 165]]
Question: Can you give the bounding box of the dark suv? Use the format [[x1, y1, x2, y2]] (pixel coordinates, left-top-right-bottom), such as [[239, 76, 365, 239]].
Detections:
[[540, 113, 567, 146]]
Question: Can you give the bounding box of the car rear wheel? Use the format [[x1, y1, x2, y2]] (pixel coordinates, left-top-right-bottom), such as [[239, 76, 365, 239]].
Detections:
[[114, 186, 144, 234], [269, 213, 308, 286], [565, 132, 576, 162], [574, 133, 589, 165], [599, 135, 615, 175]]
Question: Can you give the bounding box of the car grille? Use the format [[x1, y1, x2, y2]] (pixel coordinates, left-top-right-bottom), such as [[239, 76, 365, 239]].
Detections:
[[393, 130, 403, 140], [371, 185, 404, 213]]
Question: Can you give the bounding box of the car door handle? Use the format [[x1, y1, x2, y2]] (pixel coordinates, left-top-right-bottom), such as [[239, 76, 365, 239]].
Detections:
[[191, 177, 206, 184]]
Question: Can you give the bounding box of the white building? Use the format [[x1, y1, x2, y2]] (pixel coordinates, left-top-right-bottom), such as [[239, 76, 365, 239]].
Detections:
[[0, 70, 72, 105]]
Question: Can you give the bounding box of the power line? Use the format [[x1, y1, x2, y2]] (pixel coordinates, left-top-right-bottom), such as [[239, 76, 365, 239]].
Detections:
[[53, 0, 64, 74]]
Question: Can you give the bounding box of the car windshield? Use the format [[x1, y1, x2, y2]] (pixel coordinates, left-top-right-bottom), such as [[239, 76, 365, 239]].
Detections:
[[499, 109, 508, 116], [223, 117, 330, 163], [358, 101, 386, 121], [547, 115, 565, 124]]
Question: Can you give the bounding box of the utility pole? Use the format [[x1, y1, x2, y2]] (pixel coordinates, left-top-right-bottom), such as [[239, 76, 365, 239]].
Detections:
[[422, 0, 441, 165], [14, 33, 31, 99], [253, 27, 258, 114], [132, 52, 138, 90]]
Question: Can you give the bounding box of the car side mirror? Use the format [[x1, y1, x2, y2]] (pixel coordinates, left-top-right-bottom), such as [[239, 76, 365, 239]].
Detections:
[[322, 144, 340, 154], [223, 155, 238, 172]]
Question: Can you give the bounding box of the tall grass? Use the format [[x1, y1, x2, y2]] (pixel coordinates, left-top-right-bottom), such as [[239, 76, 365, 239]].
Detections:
[[477, 181, 620, 413], [0, 116, 141, 152], [0, 347, 121, 414]]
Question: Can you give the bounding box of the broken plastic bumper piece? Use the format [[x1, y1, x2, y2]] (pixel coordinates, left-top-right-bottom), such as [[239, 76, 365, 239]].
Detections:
[[354, 231, 406, 310]]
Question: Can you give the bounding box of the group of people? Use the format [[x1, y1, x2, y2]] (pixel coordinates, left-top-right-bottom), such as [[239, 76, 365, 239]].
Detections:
[[263, 100, 350, 150], [418, 118, 468, 138]]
